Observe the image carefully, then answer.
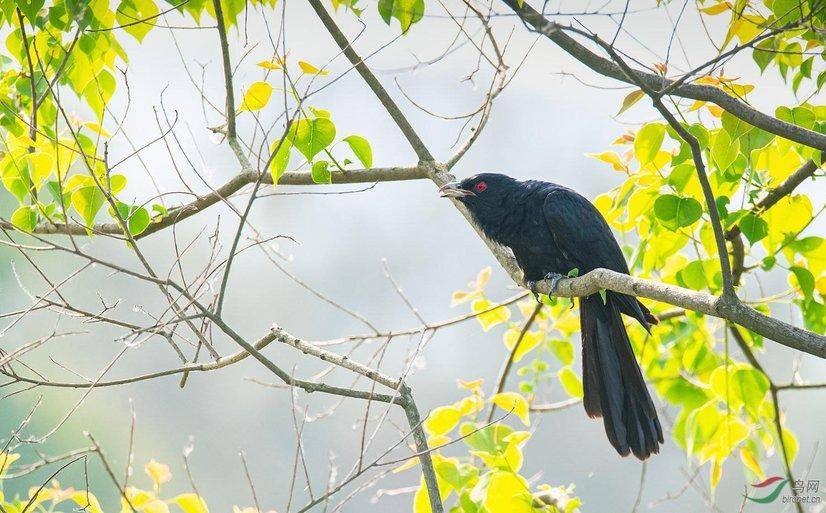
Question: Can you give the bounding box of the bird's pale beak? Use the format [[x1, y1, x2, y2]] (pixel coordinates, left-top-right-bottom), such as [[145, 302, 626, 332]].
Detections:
[[438, 182, 474, 198]]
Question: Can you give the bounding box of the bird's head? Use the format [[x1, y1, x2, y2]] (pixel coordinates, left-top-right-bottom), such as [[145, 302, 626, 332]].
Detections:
[[437, 173, 518, 208]]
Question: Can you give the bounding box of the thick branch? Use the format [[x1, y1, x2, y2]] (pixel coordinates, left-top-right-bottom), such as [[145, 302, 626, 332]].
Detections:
[[529, 268, 826, 358], [499, 0, 826, 151], [1, 165, 427, 237]]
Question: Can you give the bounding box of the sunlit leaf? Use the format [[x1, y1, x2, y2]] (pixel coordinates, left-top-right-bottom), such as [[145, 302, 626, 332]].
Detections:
[[11, 205, 38, 232], [653, 194, 703, 230], [617, 89, 644, 115], [342, 135, 373, 167], [290, 117, 336, 161], [557, 366, 584, 398], [297, 60, 329, 76], [490, 392, 530, 426], [424, 406, 461, 436], [239, 82, 273, 112], [144, 459, 172, 485]]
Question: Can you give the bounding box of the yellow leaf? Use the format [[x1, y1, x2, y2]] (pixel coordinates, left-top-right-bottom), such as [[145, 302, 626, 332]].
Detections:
[[84, 122, 111, 138], [427, 435, 451, 450], [558, 366, 584, 398], [391, 456, 420, 474], [586, 151, 627, 172], [121, 487, 155, 513], [172, 494, 208, 513], [256, 59, 283, 70], [502, 328, 544, 362], [239, 82, 273, 112], [21, 151, 54, 188], [707, 105, 723, 117], [454, 394, 485, 416], [424, 406, 461, 436], [457, 378, 483, 391], [55, 139, 78, 179], [474, 267, 492, 288], [816, 275, 826, 298], [472, 298, 511, 331], [617, 89, 645, 115], [413, 474, 451, 513], [700, 2, 729, 14], [298, 60, 329, 76], [551, 307, 580, 338], [490, 392, 530, 426], [145, 459, 172, 485], [739, 446, 764, 480], [29, 483, 75, 505], [71, 491, 104, 513], [709, 457, 723, 489], [0, 452, 20, 474], [144, 499, 170, 513], [483, 471, 533, 513], [450, 289, 478, 307]]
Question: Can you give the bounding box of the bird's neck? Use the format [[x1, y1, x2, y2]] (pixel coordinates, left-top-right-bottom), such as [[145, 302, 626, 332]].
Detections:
[[469, 199, 525, 247]]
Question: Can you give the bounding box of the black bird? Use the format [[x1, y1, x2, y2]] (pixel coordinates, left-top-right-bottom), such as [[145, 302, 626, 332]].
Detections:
[[439, 173, 663, 460]]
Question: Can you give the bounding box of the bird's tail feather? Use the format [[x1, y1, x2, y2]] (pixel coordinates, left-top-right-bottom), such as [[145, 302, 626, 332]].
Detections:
[[581, 294, 663, 460]]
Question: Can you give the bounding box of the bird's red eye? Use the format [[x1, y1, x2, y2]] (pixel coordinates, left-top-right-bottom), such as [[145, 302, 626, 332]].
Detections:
[[474, 181, 488, 193]]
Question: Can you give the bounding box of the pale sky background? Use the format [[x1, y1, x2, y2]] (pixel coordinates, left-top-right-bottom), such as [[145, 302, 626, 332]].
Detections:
[[1, 1, 824, 513]]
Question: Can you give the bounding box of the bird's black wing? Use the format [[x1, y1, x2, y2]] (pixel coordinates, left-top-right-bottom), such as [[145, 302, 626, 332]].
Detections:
[[541, 187, 655, 329], [540, 186, 629, 275]]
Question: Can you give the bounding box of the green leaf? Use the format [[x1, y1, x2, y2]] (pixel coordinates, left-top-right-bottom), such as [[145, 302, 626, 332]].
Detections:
[[116, 0, 159, 42], [731, 367, 769, 418], [11, 205, 38, 232], [653, 194, 703, 230], [342, 135, 372, 167], [598, 288, 607, 305], [71, 186, 107, 229], [377, 0, 424, 33], [290, 118, 335, 161], [18, 0, 45, 23], [634, 123, 665, 166], [83, 70, 116, 121], [110, 201, 150, 236], [269, 137, 292, 185], [790, 266, 815, 299], [738, 213, 768, 244], [711, 129, 739, 171], [311, 160, 331, 184], [677, 260, 708, 290], [566, 267, 579, 277], [460, 423, 514, 454]]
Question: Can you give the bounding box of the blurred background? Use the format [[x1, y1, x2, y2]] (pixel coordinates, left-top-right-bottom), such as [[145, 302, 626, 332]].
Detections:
[[1, 1, 824, 512]]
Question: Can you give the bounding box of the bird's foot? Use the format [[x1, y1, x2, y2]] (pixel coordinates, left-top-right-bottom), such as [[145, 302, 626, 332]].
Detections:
[[526, 272, 566, 302], [544, 272, 566, 296]]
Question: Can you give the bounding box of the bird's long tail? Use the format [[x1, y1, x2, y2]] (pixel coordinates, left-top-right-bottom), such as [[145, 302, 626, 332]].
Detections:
[[580, 293, 663, 460]]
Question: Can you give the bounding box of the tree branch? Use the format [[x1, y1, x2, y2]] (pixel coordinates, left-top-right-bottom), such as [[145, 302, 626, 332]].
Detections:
[[498, 0, 826, 152], [0, 165, 427, 237], [305, 0, 434, 162], [529, 268, 826, 358]]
